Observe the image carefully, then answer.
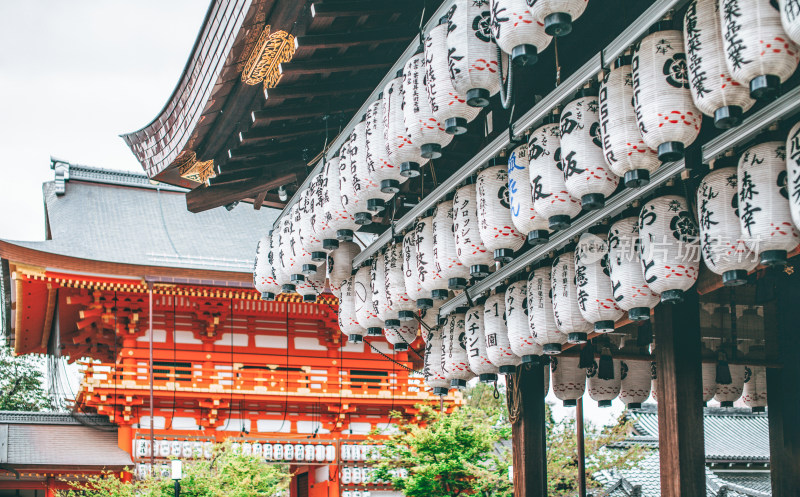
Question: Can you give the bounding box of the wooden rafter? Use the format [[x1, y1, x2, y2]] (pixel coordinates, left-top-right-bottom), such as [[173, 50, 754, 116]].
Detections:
[[238, 123, 327, 144], [251, 101, 359, 126], [310, 1, 422, 18], [278, 56, 393, 77], [294, 26, 413, 50], [186, 170, 300, 213], [264, 81, 375, 100]]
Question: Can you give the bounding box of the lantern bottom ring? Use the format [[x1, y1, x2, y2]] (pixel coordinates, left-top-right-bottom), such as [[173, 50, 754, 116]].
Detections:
[[367, 198, 386, 212], [380, 179, 400, 193], [750, 74, 781, 101], [657, 141, 685, 163], [719, 401, 734, 408], [416, 298, 434, 310], [348, 334, 364, 343], [624, 169, 650, 189], [567, 332, 588, 344], [594, 320, 616, 333], [760, 249, 787, 267], [290, 273, 306, 283], [433, 387, 449, 396], [354, 211, 373, 225], [322, 238, 339, 250], [384, 319, 401, 329], [581, 193, 606, 211], [466, 88, 491, 108], [470, 265, 491, 278], [421, 143, 443, 159], [527, 230, 550, 245], [301, 264, 317, 275], [714, 105, 744, 130], [660, 289, 686, 304], [722, 269, 749, 286], [281, 284, 296, 293], [445, 117, 469, 135], [431, 289, 450, 300], [398, 310, 417, 321], [260, 292, 276, 301], [366, 327, 383, 337], [626, 402, 642, 409], [598, 400, 612, 408], [400, 162, 421, 177], [627, 307, 652, 321], [549, 215, 572, 231], [511, 44, 539, 67], [393, 343, 408, 352], [751, 406, 766, 413], [494, 248, 515, 263], [450, 379, 468, 390], [543, 343, 562, 355], [562, 399, 578, 407], [311, 251, 327, 262], [448, 277, 468, 290], [479, 373, 498, 383], [336, 229, 354, 241], [499, 365, 517, 374], [302, 294, 317, 303], [544, 12, 573, 38]]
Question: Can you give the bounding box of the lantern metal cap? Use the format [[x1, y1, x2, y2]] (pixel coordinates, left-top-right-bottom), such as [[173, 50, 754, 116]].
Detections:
[[543, 343, 562, 355], [367, 198, 386, 212], [499, 365, 517, 374], [466, 88, 491, 108], [714, 105, 744, 129], [527, 230, 550, 246], [648, 19, 675, 34], [454, 306, 470, 314], [311, 251, 327, 262], [575, 86, 599, 98], [660, 289, 686, 304], [511, 44, 538, 67], [598, 400, 612, 408], [336, 229, 354, 241], [260, 292, 276, 301], [301, 264, 317, 275], [431, 289, 449, 300], [568, 332, 588, 344], [470, 264, 490, 278], [417, 298, 434, 310], [562, 399, 578, 407], [450, 379, 468, 390], [354, 211, 373, 225], [281, 284, 296, 293], [479, 373, 498, 383], [445, 117, 469, 135], [722, 269, 749, 287], [549, 215, 572, 231], [760, 250, 787, 267], [628, 307, 652, 321], [624, 169, 650, 188], [395, 68, 404, 78], [581, 193, 606, 211], [521, 355, 540, 365], [398, 310, 416, 321], [302, 294, 317, 303], [750, 74, 781, 101], [657, 141, 685, 163], [400, 161, 421, 177], [751, 406, 766, 413], [494, 248, 515, 263], [594, 321, 616, 333], [464, 174, 478, 185], [438, 15, 449, 26], [322, 239, 339, 250], [421, 143, 443, 159], [380, 179, 400, 193], [384, 319, 401, 329], [542, 112, 560, 125], [348, 334, 363, 343], [487, 155, 508, 168], [614, 53, 633, 69], [626, 402, 642, 409], [448, 277, 468, 290], [432, 387, 449, 396], [367, 327, 383, 337], [544, 12, 573, 37], [393, 342, 409, 352]]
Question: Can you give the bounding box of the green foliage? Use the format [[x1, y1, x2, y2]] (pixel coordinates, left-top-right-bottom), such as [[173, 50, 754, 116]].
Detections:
[[0, 344, 54, 411], [60, 443, 291, 497]]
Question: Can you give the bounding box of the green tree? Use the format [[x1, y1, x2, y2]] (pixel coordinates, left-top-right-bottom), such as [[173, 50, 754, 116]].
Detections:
[[60, 443, 291, 497], [0, 344, 53, 411]]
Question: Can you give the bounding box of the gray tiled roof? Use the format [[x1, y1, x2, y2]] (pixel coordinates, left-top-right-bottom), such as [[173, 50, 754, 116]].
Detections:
[[3, 162, 277, 273], [714, 473, 773, 494], [630, 404, 770, 462]]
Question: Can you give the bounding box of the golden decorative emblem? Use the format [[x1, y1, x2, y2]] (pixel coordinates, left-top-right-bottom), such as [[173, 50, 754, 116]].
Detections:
[[178, 158, 216, 184], [241, 24, 295, 87]]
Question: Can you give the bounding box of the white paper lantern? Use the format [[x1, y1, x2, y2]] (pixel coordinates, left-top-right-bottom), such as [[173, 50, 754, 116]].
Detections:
[[781, 0, 800, 44], [416, 213, 449, 304], [274, 217, 295, 293], [465, 303, 500, 382], [684, 0, 756, 128], [433, 200, 472, 291], [587, 358, 622, 407], [384, 75, 429, 179], [384, 323, 418, 352], [742, 365, 767, 412], [530, 0, 589, 37], [453, 181, 496, 277], [790, 122, 800, 231], [424, 328, 450, 395], [714, 363, 745, 407], [551, 355, 586, 406], [447, 0, 500, 107], [702, 361, 717, 403], [354, 264, 384, 336], [650, 360, 658, 403], [254, 233, 281, 300], [296, 260, 325, 303], [561, 89, 620, 210], [349, 119, 392, 225], [529, 115, 582, 230], [420, 301, 444, 338], [509, 143, 551, 244], [404, 51, 453, 160], [528, 265, 567, 354], [638, 195, 701, 303], [551, 251, 593, 343], [599, 58, 661, 187], [608, 216, 660, 321], [366, 98, 405, 196], [738, 140, 800, 266], [619, 360, 652, 408], [632, 24, 703, 161], [286, 204, 316, 285], [477, 162, 527, 262], [328, 241, 361, 299], [442, 312, 475, 388], [384, 237, 418, 327], [425, 18, 482, 134], [575, 232, 624, 333], [300, 174, 326, 261], [697, 167, 759, 286], [484, 291, 522, 373], [505, 279, 543, 362], [372, 252, 392, 324], [319, 156, 358, 247], [491, 0, 553, 65], [721, 0, 799, 99], [403, 229, 428, 307], [339, 274, 365, 342]]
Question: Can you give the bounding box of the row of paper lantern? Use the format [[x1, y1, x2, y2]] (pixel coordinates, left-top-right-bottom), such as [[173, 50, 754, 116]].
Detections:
[[134, 439, 337, 462], [342, 466, 406, 486]]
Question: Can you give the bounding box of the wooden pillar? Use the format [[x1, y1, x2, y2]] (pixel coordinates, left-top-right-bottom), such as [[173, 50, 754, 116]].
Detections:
[[653, 291, 706, 497], [509, 363, 547, 497], [765, 268, 800, 496], [575, 397, 587, 497]]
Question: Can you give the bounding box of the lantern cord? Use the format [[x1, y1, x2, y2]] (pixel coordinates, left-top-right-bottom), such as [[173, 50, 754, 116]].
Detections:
[[492, 380, 500, 400], [352, 232, 368, 249], [417, 0, 427, 47], [412, 313, 433, 333], [496, 46, 514, 110], [429, 160, 438, 188], [506, 373, 522, 424], [554, 37, 562, 87], [364, 340, 422, 375]]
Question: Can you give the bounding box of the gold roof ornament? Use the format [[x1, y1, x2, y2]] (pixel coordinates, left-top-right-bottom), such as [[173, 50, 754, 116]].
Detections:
[[241, 24, 296, 87], [178, 157, 216, 184]]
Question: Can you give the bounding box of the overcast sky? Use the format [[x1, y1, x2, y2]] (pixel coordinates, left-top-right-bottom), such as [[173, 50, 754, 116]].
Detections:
[[0, 1, 209, 241]]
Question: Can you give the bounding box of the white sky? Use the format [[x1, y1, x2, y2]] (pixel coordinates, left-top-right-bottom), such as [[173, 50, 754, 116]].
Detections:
[[0, 1, 210, 241]]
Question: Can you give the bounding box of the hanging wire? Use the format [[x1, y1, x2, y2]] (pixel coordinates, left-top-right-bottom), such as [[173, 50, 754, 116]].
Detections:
[[554, 37, 562, 87], [496, 46, 514, 110]]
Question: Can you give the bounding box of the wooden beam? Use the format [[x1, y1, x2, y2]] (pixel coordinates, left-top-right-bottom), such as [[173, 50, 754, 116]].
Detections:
[[186, 171, 299, 213], [228, 142, 308, 162], [765, 267, 800, 496], [265, 81, 375, 101], [509, 364, 547, 497], [295, 27, 413, 50], [238, 123, 327, 145], [278, 56, 393, 77], [251, 101, 359, 126], [654, 291, 706, 497], [253, 191, 268, 210], [310, 1, 420, 18], [215, 157, 302, 178]]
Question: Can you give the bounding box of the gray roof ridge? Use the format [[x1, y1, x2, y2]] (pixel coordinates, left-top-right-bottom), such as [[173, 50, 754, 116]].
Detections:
[[0, 410, 115, 426], [49, 158, 188, 193]]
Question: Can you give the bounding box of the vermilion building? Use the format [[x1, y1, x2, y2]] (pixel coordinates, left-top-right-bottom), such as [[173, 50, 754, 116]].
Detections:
[[0, 161, 438, 497]]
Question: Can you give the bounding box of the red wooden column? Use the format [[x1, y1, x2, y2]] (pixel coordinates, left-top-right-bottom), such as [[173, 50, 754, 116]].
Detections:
[[653, 290, 706, 497], [509, 363, 547, 497]]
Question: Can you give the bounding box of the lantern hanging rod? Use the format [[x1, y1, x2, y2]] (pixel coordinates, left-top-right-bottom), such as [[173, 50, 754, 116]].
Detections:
[[351, 0, 693, 269], [271, 0, 457, 230], [440, 83, 800, 317]]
